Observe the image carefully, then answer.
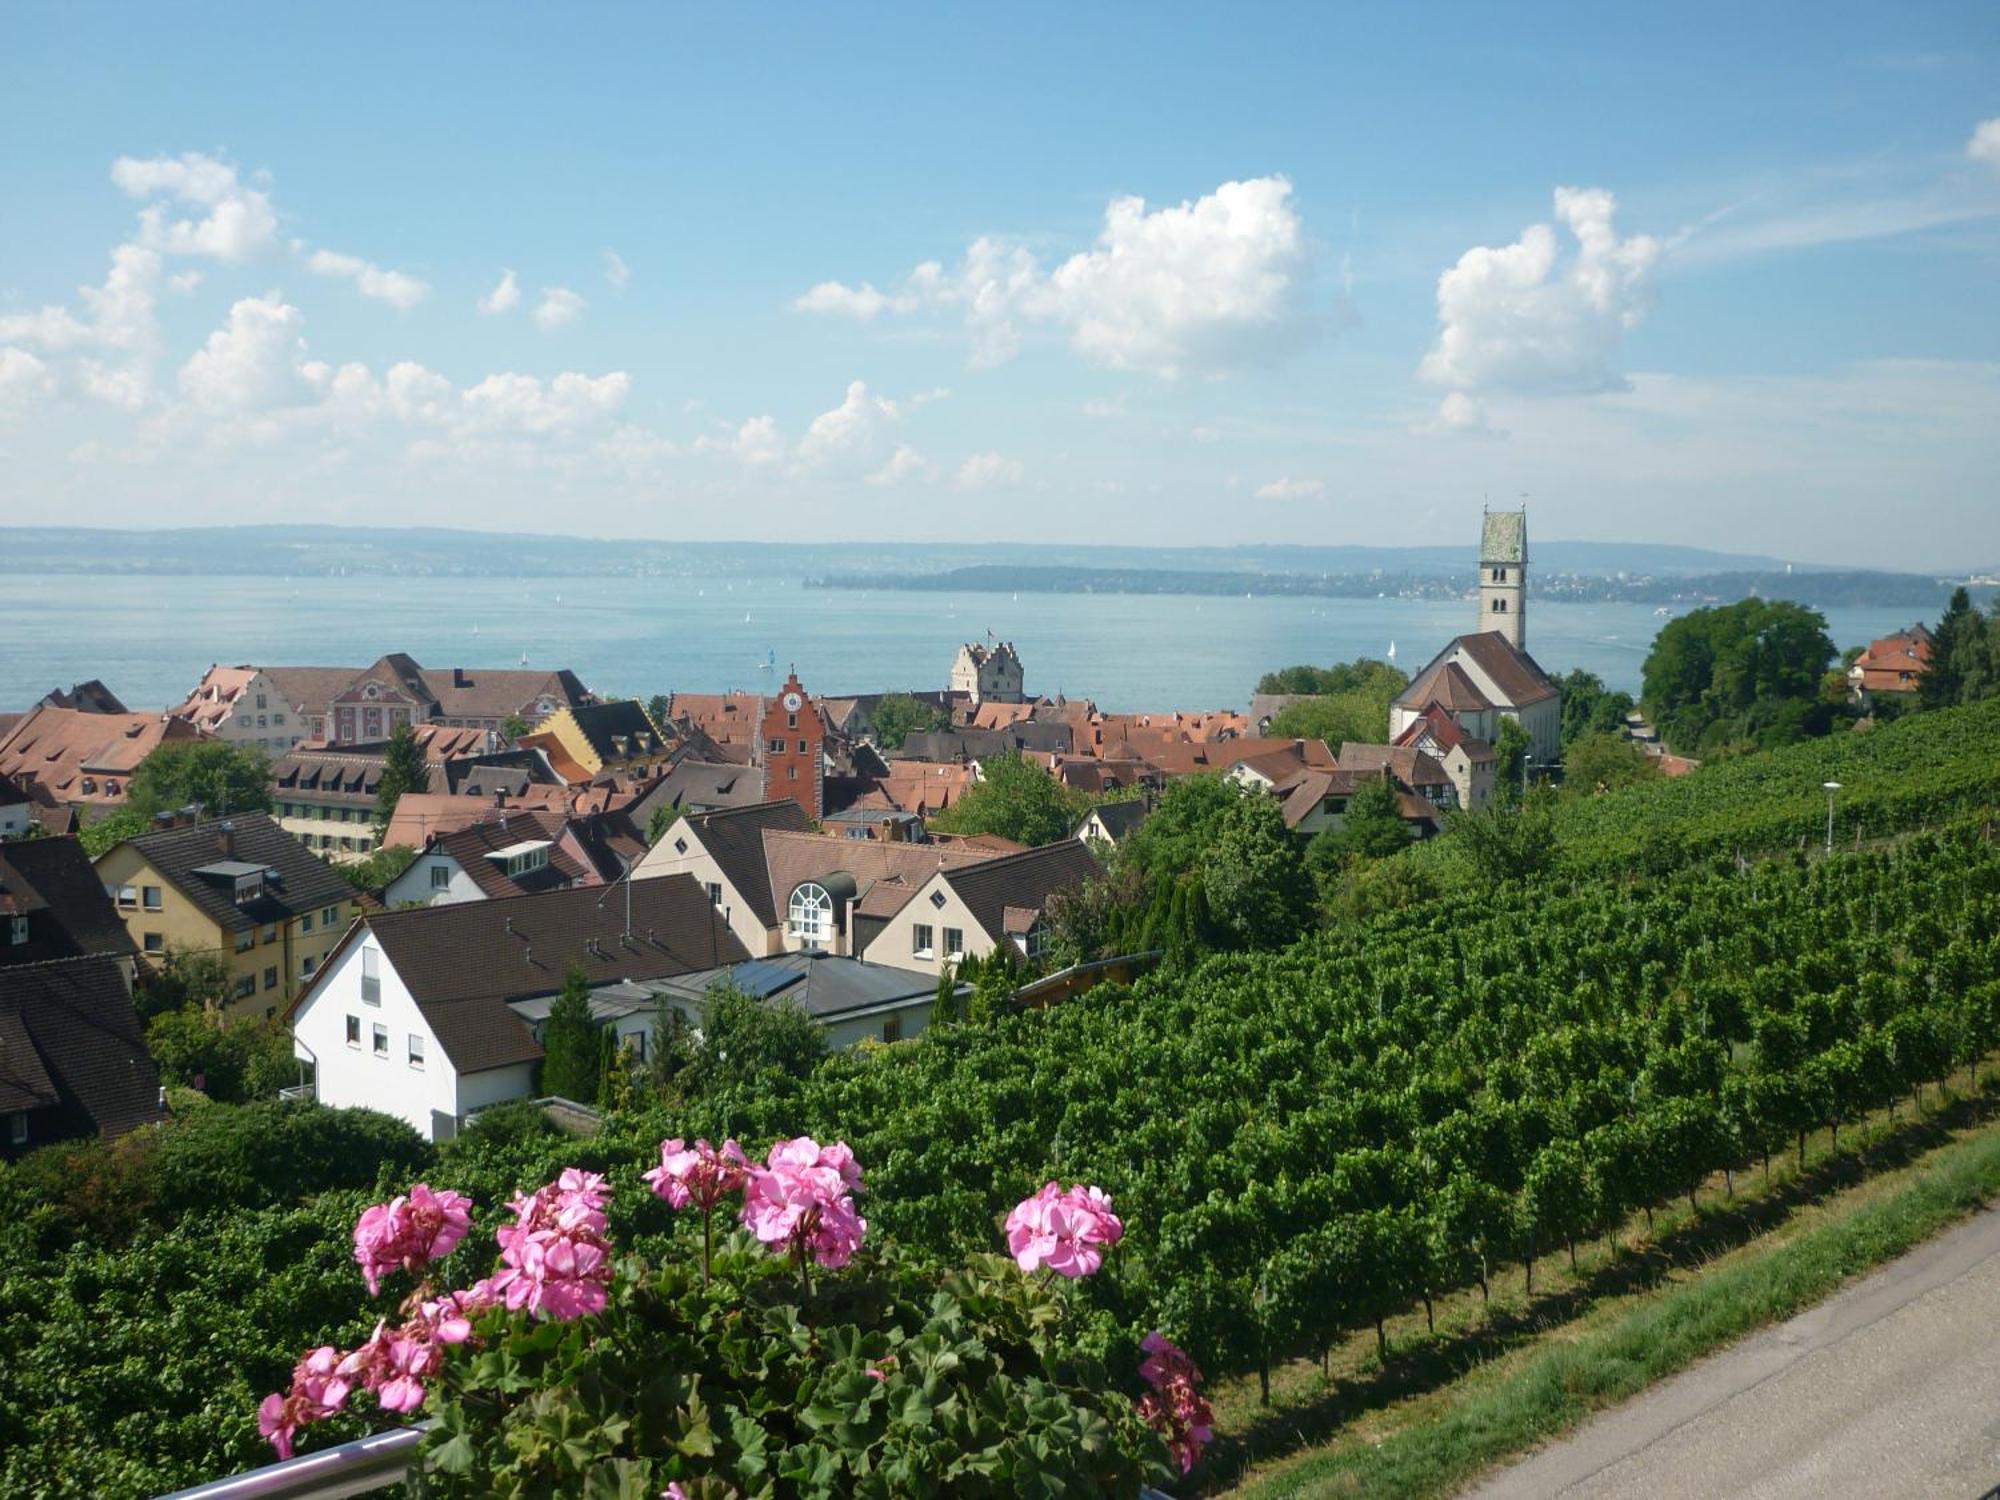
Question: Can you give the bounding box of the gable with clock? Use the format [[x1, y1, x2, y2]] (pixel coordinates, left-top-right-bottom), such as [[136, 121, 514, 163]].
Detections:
[[757, 670, 825, 821]]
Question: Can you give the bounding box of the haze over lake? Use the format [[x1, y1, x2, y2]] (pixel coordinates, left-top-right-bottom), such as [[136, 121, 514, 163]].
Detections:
[[0, 572, 1925, 714]]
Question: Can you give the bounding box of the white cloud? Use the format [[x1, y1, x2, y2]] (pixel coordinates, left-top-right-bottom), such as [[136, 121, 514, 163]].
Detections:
[[178, 293, 309, 411], [866, 443, 930, 486], [459, 370, 631, 434], [795, 176, 1312, 376], [168, 269, 203, 296], [534, 286, 586, 330], [1190, 424, 1222, 443], [112, 152, 279, 264], [1253, 475, 1325, 500], [478, 269, 521, 316], [1971, 118, 2000, 169], [306, 249, 429, 310], [1420, 186, 1661, 423], [604, 251, 631, 292], [955, 451, 1023, 489], [796, 379, 900, 474], [0, 348, 55, 415], [695, 414, 785, 467]]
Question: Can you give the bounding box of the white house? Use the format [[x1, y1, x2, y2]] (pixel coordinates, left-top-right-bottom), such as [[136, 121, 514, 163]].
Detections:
[[1389, 632, 1562, 767], [950, 641, 1025, 706], [382, 810, 593, 907], [287, 876, 746, 1142], [861, 840, 1100, 977], [629, 800, 815, 957]]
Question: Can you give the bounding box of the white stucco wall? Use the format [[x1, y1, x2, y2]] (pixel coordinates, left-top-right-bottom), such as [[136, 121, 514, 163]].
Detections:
[[861, 876, 992, 977], [292, 932, 464, 1141], [383, 853, 487, 907]]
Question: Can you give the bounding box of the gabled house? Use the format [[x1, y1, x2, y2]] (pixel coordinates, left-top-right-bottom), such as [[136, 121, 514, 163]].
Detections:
[[1390, 705, 1497, 810], [0, 772, 32, 839], [382, 810, 594, 906], [862, 840, 1100, 976], [0, 956, 163, 1159], [93, 813, 355, 1018], [1847, 624, 1933, 703], [1335, 743, 1459, 814], [286, 877, 745, 1142], [1389, 632, 1562, 765], [630, 800, 816, 957], [0, 706, 207, 821], [0, 837, 138, 971], [1073, 799, 1149, 848], [951, 641, 1025, 705], [169, 666, 312, 754], [520, 700, 675, 784]]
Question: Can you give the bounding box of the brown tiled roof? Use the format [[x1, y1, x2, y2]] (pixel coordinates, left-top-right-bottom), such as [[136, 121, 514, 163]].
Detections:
[[1450, 632, 1558, 707], [381, 789, 574, 850], [39, 681, 129, 714], [431, 811, 589, 899], [1137, 736, 1337, 778], [624, 761, 765, 830], [0, 706, 204, 809], [421, 666, 590, 722], [263, 667, 369, 717], [1393, 705, 1498, 764], [936, 840, 1100, 946], [868, 760, 975, 815], [273, 747, 386, 805], [122, 812, 353, 935], [1274, 767, 1370, 830], [346, 876, 746, 1074], [762, 830, 990, 926], [0, 837, 136, 967], [1336, 743, 1453, 789], [0, 956, 162, 1140], [1396, 660, 1493, 714], [676, 800, 814, 928]]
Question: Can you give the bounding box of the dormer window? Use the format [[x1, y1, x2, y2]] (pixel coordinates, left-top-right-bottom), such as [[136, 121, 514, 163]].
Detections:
[[788, 883, 833, 947], [487, 840, 552, 879]]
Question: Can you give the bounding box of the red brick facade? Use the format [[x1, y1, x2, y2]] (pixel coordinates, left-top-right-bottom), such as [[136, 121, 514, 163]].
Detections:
[[758, 671, 824, 822]]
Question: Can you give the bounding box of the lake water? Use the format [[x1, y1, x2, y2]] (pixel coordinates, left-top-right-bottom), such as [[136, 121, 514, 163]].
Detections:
[[0, 572, 1925, 714]]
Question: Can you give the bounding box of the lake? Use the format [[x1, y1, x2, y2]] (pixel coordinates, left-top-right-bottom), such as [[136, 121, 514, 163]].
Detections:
[[0, 571, 1926, 714]]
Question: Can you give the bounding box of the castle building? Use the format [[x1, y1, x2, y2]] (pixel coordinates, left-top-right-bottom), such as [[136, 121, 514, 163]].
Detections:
[[757, 671, 826, 822], [1477, 508, 1527, 649], [950, 641, 1024, 706]]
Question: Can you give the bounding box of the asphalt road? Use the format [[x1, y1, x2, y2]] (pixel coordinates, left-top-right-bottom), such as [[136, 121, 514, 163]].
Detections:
[[1470, 1207, 2000, 1500]]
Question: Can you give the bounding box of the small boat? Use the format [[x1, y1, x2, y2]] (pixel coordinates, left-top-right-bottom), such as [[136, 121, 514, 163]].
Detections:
[[1654, 606, 1673, 616], [744, 611, 752, 623], [519, 651, 528, 665], [1387, 640, 1397, 661]]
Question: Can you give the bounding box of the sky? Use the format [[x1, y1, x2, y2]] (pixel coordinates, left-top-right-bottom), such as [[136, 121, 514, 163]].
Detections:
[[2, 3, 1997, 569]]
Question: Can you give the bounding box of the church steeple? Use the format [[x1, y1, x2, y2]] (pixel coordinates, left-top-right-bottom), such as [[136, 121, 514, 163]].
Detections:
[[1477, 508, 1527, 648]]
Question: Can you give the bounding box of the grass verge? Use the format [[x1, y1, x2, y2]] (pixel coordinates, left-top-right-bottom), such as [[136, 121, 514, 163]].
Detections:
[[1227, 1107, 2000, 1498]]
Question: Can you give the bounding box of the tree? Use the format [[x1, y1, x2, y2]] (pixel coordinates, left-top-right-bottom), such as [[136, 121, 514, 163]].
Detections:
[[79, 805, 152, 858], [1561, 731, 1658, 795], [135, 945, 234, 1021], [1557, 669, 1636, 748], [537, 962, 602, 1103], [869, 693, 946, 751], [1307, 775, 1408, 870], [1201, 789, 1313, 949], [647, 694, 671, 729], [143, 1010, 297, 1104], [1493, 717, 1532, 805], [1640, 598, 1837, 753], [1448, 787, 1560, 884], [373, 721, 430, 832], [338, 842, 415, 894], [690, 979, 826, 1095], [1263, 659, 1410, 753], [1922, 588, 1997, 710], [929, 751, 1086, 847], [647, 802, 676, 846], [1254, 659, 1408, 698], [499, 714, 531, 745], [125, 740, 273, 823]]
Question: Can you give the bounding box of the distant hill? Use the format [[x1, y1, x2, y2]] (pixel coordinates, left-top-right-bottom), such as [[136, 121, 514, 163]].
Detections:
[[0, 524, 1899, 582]]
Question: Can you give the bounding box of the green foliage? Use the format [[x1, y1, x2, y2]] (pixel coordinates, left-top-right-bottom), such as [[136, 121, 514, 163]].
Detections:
[[647, 801, 676, 846], [688, 980, 828, 1100], [144, 1008, 298, 1104], [1306, 775, 1410, 876], [126, 739, 274, 823], [1263, 659, 1410, 753], [338, 841, 416, 893], [1445, 788, 1560, 884], [869, 692, 947, 750], [1202, 791, 1314, 949], [539, 962, 604, 1104], [1557, 668, 1637, 748], [1641, 598, 1839, 754], [647, 694, 672, 730], [1256, 658, 1408, 698], [1492, 717, 1532, 805], [499, 713, 532, 744], [1560, 731, 1659, 795], [928, 750, 1087, 847], [78, 804, 152, 858], [135, 943, 234, 1021], [373, 721, 430, 831], [1922, 588, 2000, 709]]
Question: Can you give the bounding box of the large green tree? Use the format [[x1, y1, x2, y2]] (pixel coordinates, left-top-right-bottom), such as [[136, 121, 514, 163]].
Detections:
[[1561, 731, 1658, 795], [372, 721, 430, 833], [128, 740, 273, 821], [869, 693, 947, 751], [1640, 598, 1837, 754], [1556, 668, 1636, 749], [1921, 588, 1998, 710], [1201, 789, 1313, 949], [537, 962, 602, 1103], [1305, 775, 1409, 874], [929, 751, 1087, 846], [1262, 659, 1409, 753]]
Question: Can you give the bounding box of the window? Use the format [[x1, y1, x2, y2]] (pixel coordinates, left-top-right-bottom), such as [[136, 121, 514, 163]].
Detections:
[[273, 713, 285, 726], [301, 911, 314, 933], [622, 1029, 647, 1061], [372, 1023, 389, 1057], [431, 863, 451, 889], [787, 765, 797, 780], [301, 955, 318, 979], [407, 1034, 425, 1069], [929, 890, 947, 910], [673, 837, 688, 855], [787, 710, 797, 729], [235, 930, 255, 952], [142, 885, 161, 910], [361, 947, 380, 1005], [1490, 597, 1508, 613], [912, 923, 934, 958], [6, 915, 26, 945], [143, 932, 164, 955], [115, 885, 137, 908], [788, 883, 834, 947], [797, 739, 808, 754], [1023, 923, 1049, 960], [1492, 566, 1508, 582], [263, 965, 278, 990], [256, 693, 267, 709], [322, 905, 339, 926], [705, 881, 722, 907], [881, 1017, 903, 1044], [943, 927, 963, 959], [262, 924, 278, 945], [7, 1114, 25, 1147], [346, 1015, 361, 1048], [235, 974, 256, 999], [768, 737, 786, 754]]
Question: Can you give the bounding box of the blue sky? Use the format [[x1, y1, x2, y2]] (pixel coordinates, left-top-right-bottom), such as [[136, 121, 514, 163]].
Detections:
[[3, 2, 1997, 568]]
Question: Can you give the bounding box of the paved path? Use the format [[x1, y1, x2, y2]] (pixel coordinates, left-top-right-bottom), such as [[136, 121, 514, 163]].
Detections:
[[1470, 1208, 2000, 1500]]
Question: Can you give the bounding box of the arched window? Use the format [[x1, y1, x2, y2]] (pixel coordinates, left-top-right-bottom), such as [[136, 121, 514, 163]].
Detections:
[[788, 883, 833, 947]]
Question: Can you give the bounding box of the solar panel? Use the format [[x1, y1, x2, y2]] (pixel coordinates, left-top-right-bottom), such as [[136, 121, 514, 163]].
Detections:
[[728, 959, 800, 1001]]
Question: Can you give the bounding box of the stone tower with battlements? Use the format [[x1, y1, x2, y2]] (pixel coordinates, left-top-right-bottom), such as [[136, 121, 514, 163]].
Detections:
[[1476, 509, 1527, 649]]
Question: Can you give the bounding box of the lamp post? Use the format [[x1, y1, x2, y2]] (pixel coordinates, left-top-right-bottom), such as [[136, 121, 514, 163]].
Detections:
[[1822, 780, 1841, 856]]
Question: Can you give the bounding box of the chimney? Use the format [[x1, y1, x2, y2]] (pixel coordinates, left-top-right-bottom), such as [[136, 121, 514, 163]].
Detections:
[[217, 820, 235, 858], [494, 789, 508, 809], [453, 667, 468, 689]]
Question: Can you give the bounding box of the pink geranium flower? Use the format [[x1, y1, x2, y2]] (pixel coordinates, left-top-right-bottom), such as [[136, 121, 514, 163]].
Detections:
[[741, 1136, 867, 1272], [645, 1137, 749, 1211], [1004, 1181, 1124, 1278], [256, 1345, 352, 1459], [487, 1168, 615, 1322], [352, 1183, 474, 1295], [1135, 1329, 1214, 1475]]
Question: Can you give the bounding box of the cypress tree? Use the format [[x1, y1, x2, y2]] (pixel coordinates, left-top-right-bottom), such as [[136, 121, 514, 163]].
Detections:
[[374, 721, 431, 833], [539, 962, 601, 1103]]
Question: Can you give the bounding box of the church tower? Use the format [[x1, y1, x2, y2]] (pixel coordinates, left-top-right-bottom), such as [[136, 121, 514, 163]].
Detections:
[[757, 670, 824, 822], [1476, 508, 1527, 649]]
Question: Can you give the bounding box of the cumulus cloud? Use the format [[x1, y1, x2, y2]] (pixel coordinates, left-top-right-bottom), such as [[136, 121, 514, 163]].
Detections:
[[695, 414, 785, 467], [1971, 118, 2000, 169], [306, 249, 429, 309], [866, 443, 930, 486], [112, 152, 279, 264], [0, 348, 55, 418], [955, 451, 1023, 489], [795, 379, 900, 475], [1419, 186, 1660, 423], [178, 293, 310, 411], [478, 269, 521, 315], [795, 176, 1312, 376], [604, 251, 631, 291], [1417, 390, 1505, 438], [534, 286, 586, 330], [460, 370, 631, 434], [1253, 475, 1325, 500]]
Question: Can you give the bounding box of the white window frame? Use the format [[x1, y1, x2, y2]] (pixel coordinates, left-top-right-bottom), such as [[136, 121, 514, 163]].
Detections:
[[7, 916, 27, 946], [430, 863, 452, 889], [7, 1113, 26, 1146], [912, 923, 934, 959], [407, 1034, 425, 1070], [141, 886, 162, 911], [788, 883, 833, 947], [943, 927, 964, 960], [346, 1015, 361, 1048], [372, 1023, 389, 1057], [361, 946, 381, 1005]]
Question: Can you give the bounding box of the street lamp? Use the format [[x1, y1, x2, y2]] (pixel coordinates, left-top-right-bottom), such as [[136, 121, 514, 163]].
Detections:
[[1822, 781, 1842, 856]]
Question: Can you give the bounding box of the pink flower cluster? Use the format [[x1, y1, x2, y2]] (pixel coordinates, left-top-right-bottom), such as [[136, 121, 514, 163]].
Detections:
[[1134, 1331, 1214, 1476], [645, 1137, 749, 1210], [256, 1347, 351, 1460], [352, 1183, 473, 1295], [1005, 1181, 1124, 1278], [742, 1136, 867, 1269], [490, 1168, 615, 1322]]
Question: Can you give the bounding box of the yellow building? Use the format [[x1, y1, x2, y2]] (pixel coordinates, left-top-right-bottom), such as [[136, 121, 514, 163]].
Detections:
[[519, 700, 673, 783], [93, 811, 357, 1019]]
